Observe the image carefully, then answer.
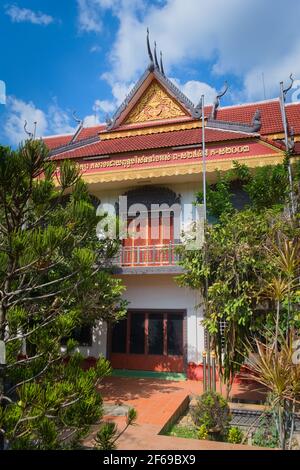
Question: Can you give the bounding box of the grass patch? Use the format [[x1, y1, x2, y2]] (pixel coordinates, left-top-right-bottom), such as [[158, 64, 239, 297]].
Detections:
[[164, 424, 198, 440], [112, 369, 186, 381]]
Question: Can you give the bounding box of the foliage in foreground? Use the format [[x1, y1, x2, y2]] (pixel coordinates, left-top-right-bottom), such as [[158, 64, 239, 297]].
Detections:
[[178, 157, 300, 395], [243, 333, 300, 449], [192, 391, 231, 441], [94, 408, 137, 450], [0, 140, 127, 449]]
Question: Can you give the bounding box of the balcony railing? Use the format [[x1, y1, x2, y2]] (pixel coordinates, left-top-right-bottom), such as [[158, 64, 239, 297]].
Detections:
[[117, 243, 181, 267]]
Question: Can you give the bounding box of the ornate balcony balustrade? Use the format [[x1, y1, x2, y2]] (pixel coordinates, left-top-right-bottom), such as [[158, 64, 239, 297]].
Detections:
[[117, 243, 181, 267]]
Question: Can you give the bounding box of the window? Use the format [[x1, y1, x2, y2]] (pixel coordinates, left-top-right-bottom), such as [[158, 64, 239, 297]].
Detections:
[[61, 324, 93, 347], [130, 313, 145, 354], [111, 311, 184, 358], [111, 319, 127, 353], [167, 314, 183, 356], [148, 313, 164, 355]]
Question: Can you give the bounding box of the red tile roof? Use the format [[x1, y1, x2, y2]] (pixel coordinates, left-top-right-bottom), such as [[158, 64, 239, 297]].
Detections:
[[294, 142, 300, 154], [51, 127, 255, 161], [43, 134, 73, 150], [214, 100, 300, 136], [43, 100, 300, 159], [74, 125, 106, 142], [286, 104, 300, 135]]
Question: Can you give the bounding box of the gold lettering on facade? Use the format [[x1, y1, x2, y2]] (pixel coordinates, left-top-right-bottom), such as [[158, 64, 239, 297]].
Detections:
[[125, 81, 187, 124], [77, 145, 251, 173]]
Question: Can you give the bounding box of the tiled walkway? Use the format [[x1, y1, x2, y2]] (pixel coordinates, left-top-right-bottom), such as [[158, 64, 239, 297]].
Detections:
[[84, 376, 266, 450]]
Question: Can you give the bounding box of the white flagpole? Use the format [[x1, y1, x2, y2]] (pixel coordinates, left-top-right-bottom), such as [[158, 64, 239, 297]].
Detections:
[[201, 95, 207, 221], [201, 94, 211, 391]]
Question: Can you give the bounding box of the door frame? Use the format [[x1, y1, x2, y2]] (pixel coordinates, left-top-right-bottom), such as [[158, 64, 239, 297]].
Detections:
[[107, 309, 187, 373]]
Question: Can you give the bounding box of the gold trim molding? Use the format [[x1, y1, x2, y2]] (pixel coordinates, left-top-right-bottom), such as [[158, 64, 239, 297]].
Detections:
[[100, 120, 201, 141], [80, 153, 285, 185]]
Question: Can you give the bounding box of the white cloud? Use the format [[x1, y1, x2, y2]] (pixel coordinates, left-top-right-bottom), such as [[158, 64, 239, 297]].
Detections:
[[83, 114, 102, 127], [82, 99, 115, 127], [5, 4, 54, 25], [77, 0, 102, 33], [90, 45, 101, 53], [171, 78, 217, 105], [4, 97, 48, 145], [48, 101, 76, 135], [84, 0, 300, 103], [3, 97, 77, 146], [93, 99, 115, 114]]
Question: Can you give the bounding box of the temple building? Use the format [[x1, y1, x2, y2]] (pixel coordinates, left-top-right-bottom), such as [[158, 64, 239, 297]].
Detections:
[[44, 34, 300, 376]]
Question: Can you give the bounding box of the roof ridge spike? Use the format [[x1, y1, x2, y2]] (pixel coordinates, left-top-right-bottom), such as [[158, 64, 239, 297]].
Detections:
[[211, 81, 229, 119], [154, 41, 160, 70], [147, 28, 155, 72], [160, 51, 165, 76]]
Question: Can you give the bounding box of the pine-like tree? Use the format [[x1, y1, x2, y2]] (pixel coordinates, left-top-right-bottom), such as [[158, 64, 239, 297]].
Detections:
[[0, 140, 127, 449]]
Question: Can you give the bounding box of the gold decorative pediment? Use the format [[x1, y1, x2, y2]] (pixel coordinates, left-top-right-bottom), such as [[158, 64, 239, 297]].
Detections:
[[125, 81, 187, 125]]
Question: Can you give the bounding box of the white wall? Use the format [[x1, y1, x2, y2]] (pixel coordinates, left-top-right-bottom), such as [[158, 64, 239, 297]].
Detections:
[[86, 183, 205, 364], [120, 274, 205, 364], [77, 320, 107, 358]]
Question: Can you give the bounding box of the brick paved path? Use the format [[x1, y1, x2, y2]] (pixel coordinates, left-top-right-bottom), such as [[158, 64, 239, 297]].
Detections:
[[83, 377, 266, 450]]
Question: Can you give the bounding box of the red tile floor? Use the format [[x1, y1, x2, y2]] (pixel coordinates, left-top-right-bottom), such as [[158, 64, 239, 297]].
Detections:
[[84, 377, 267, 450]]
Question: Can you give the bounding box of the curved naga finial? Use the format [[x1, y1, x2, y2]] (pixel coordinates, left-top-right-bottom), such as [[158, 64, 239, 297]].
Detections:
[[154, 41, 160, 70], [72, 110, 82, 125], [24, 120, 33, 139], [282, 73, 294, 101], [160, 51, 165, 76], [147, 28, 154, 72], [288, 126, 295, 151], [211, 81, 229, 119], [251, 109, 262, 132], [106, 114, 112, 127]]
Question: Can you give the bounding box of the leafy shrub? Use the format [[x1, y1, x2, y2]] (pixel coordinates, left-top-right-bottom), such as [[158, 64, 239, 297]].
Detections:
[[252, 416, 279, 449], [94, 408, 137, 450], [227, 426, 243, 444], [198, 424, 209, 440], [192, 392, 231, 440]]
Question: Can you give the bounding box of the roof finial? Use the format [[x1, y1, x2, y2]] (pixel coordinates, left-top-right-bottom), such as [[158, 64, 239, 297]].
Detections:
[[106, 114, 112, 127], [147, 28, 154, 72], [281, 73, 294, 102], [72, 110, 82, 125], [211, 81, 229, 119], [288, 126, 295, 151], [24, 120, 33, 140], [251, 109, 262, 132], [160, 51, 165, 76], [154, 41, 160, 70]]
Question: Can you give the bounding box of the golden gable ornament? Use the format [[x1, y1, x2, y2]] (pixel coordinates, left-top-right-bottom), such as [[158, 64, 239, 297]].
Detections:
[[125, 81, 187, 124]]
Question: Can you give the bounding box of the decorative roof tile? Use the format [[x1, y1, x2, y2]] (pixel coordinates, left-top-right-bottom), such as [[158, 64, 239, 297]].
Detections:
[[50, 127, 255, 161]]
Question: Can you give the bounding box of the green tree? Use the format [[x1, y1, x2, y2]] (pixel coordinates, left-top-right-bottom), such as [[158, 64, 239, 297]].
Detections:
[[0, 140, 127, 449], [178, 157, 300, 396], [233, 160, 289, 210], [178, 209, 274, 395]]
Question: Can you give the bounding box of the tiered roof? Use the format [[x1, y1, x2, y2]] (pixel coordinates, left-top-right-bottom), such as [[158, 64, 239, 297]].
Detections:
[[43, 32, 300, 160]]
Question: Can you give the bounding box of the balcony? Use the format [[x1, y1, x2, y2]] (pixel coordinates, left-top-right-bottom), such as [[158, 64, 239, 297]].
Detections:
[[113, 243, 183, 275]]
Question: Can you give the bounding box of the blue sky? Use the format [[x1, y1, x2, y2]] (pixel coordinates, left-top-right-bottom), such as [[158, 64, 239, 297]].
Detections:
[[1, 0, 300, 146]]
